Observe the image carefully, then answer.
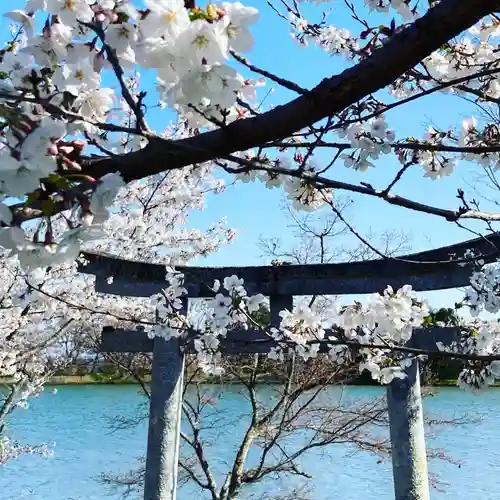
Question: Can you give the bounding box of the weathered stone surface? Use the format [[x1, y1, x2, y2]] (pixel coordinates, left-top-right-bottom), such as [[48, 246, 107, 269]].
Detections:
[[80, 232, 500, 297]]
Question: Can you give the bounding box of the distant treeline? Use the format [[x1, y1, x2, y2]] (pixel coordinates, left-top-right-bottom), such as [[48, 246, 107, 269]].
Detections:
[[52, 355, 463, 386]]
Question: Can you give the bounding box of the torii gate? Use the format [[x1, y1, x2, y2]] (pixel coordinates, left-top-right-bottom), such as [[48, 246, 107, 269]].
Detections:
[[80, 232, 500, 500]]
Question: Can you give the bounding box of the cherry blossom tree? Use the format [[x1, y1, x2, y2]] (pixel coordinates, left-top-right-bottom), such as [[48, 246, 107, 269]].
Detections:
[[0, 0, 500, 434], [4, 1, 500, 264], [0, 253, 79, 464], [0, 103, 234, 463], [0, 163, 232, 463]]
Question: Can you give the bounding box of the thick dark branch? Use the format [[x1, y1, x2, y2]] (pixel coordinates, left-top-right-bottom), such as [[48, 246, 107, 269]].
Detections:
[[79, 0, 498, 183]]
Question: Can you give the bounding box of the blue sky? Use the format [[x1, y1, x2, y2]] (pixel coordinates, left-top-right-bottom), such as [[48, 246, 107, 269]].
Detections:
[[1, 1, 496, 310]]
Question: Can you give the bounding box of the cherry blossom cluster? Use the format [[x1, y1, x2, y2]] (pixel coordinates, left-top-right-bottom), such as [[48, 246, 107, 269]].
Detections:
[[393, 117, 500, 180], [0, 255, 86, 391], [285, 0, 418, 56], [436, 322, 500, 390], [410, 129, 459, 180], [0, 0, 263, 271], [337, 116, 396, 172], [0, 436, 53, 465], [466, 259, 500, 315], [280, 2, 500, 181], [0, 172, 125, 270], [0, 255, 88, 464], [229, 152, 333, 211], [148, 267, 265, 372], [287, 10, 358, 56], [268, 284, 430, 384], [148, 266, 449, 385], [90, 163, 233, 264]]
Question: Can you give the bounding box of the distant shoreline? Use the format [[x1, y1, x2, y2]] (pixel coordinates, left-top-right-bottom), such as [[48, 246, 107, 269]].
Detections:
[[2, 375, 498, 387]]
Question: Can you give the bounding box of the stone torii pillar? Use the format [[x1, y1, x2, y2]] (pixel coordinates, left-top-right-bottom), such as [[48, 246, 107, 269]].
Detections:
[[100, 296, 292, 500], [385, 327, 457, 500], [143, 307, 186, 500]]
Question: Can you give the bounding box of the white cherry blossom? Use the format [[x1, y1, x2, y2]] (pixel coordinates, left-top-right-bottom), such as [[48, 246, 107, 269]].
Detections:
[[105, 23, 138, 55], [4, 10, 35, 37], [55, 59, 101, 95], [221, 2, 259, 53], [140, 0, 190, 39], [176, 19, 230, 65], [74, 88, 116, 120], [46, 0, 94, 26]]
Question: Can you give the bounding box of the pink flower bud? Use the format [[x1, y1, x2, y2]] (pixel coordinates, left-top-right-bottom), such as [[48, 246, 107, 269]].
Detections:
[[69, 161, 82, 171], [58, 145, 74, 155], [71, 140, 85, 151], [93, 52, 106, 73], [81, 213, 94, 227]]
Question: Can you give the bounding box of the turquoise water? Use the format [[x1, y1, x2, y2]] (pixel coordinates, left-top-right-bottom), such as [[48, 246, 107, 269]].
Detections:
[[1, 385, 500, 499]]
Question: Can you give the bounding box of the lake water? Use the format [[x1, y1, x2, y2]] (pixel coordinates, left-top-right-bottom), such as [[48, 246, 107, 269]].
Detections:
[[1, 385, 500, 500]]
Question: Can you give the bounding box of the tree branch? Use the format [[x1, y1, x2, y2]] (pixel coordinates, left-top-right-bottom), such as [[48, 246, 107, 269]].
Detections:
[[230, 50, 307, 94], [222, 155, 500, 222], [77, 0, 498, 184]]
